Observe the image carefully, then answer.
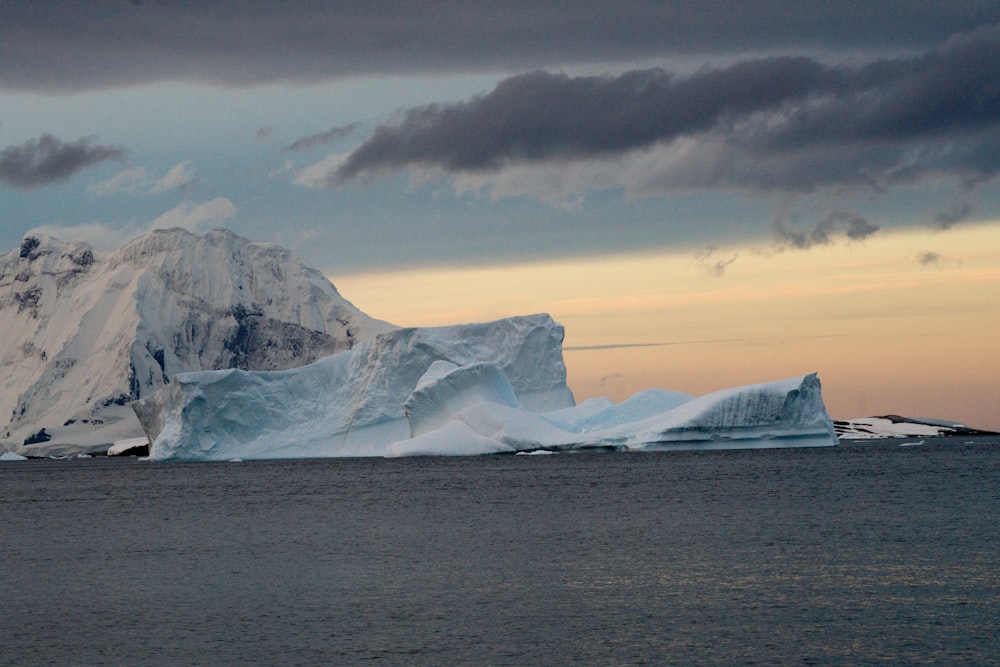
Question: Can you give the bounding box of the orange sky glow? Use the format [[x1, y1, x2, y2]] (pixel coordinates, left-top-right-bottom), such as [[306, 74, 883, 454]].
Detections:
[[336, 222, 1000, 431]]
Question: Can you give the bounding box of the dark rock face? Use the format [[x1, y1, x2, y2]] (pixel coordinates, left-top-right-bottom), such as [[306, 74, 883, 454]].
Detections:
[[223, 305, 345, 371], [834, 415, 999, 438], [23, 428, 51, 445], [19, 236, 40, 259], [111, 443, 149, 457]]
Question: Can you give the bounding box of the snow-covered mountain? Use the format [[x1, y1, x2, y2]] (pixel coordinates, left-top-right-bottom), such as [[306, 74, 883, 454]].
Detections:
[[1, 228, 393, 453]]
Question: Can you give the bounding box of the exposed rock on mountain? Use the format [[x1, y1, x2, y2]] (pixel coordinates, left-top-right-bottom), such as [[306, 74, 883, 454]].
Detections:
[[835, 415, 998, 439], [0, 228, 393, 454]]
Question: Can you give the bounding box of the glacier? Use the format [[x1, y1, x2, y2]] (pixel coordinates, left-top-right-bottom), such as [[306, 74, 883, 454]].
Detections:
[[135, 313, 837, 460]]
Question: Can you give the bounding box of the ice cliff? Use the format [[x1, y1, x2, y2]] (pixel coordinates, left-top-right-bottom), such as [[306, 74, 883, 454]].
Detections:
[[385, 370, 836, 457], [0, 228, 392, 454], [135, 314, 577, 459], [135, 312, 836, 460]]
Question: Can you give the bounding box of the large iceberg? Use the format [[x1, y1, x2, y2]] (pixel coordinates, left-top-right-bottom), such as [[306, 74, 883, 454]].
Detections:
[[392, 367, 835, 457], [135, 314, 576, 459], [134, 313, 837, 460]]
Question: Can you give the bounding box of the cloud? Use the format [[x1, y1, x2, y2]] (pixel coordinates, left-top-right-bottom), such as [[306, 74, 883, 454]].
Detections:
[[149, 197, 237, 233], [933, 202, 974, 229], [3, 3, 997, 91], [917, 251, 942, 265], [291, 153, 350, 189], [284, 124, 359, 153], [154, 162, 197, 193], [332, 26, 1000, 196], [565, 339, 741, 351], [25, 220, 137, 251], [334, 61, 828, 180], [87, 167, 147, 196], [255, 126, 274, 141], [0, 134, 124, 188], [88, 161, 196, 196], [695, 247, 737, 277], [26, 197, 237, 249], [566, 344, 666, 352], [774, 210, 879, 250], [597, 373, 623, 390]]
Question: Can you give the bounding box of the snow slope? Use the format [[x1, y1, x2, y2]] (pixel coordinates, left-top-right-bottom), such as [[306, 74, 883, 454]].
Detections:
[[1, 228, 392, 454]]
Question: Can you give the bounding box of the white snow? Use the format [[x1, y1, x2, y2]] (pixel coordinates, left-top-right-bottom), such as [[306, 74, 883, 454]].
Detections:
[[0, 451, 28, 461], [836, 416, 972, 439], [135, 312, 837, 460], [106, 437, 150, 456], [0, 228, 392, 456]]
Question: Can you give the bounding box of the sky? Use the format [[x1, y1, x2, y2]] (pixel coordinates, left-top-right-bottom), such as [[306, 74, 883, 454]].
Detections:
[[2, 1, 999, 429]]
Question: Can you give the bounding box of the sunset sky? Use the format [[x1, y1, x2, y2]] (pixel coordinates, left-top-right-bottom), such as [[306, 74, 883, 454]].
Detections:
[[2, 2, 998, 429]]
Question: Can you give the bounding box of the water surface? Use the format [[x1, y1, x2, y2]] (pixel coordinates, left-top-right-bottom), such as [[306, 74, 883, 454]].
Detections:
[[3, 438, 998, 665]]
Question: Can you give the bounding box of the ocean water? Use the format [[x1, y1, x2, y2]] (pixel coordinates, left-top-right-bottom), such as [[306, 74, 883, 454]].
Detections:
[[2, 437, 999, 666]]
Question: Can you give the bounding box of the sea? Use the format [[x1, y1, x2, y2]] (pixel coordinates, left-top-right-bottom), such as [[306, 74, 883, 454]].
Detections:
[[3, 437, 999, 666]]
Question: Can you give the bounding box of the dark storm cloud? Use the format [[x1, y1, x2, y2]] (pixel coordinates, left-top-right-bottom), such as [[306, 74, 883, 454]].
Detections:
[[933, 202, 974, 229], [2, 1, 998, 91], [0, 135, 124, 188], [335, 59, 828, 178], [283, 124, 359, 153], [774, 211, 879, 250], [334, 25, 1000, 192]]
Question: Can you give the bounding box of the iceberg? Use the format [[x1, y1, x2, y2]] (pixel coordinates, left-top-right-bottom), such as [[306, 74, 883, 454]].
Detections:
[[134, 313, 837, 460], [390, 369, 835, 456], [135, 314, 576, 460]]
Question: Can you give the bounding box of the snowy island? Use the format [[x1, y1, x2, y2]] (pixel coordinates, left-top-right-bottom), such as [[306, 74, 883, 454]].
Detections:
[[835, 416, 998, 440], [2, 228, 839, 460]]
